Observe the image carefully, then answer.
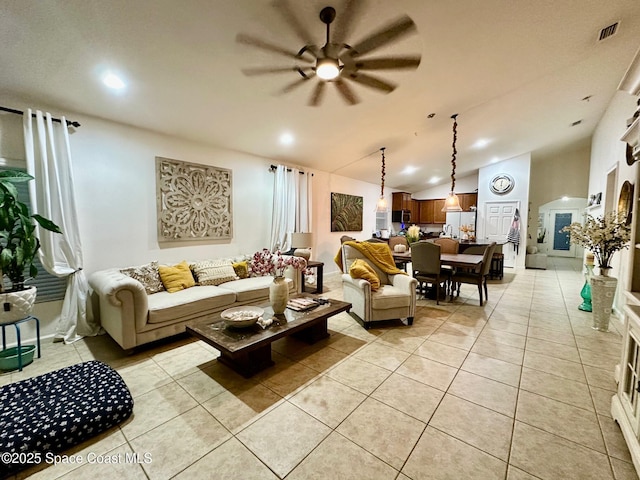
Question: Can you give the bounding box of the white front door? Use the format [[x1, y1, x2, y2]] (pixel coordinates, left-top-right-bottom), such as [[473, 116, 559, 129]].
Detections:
[[484, 201, 520, 268]]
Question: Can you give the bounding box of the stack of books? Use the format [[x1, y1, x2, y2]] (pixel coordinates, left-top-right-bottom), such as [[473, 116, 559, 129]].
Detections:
[[286, 297, 319, 311]]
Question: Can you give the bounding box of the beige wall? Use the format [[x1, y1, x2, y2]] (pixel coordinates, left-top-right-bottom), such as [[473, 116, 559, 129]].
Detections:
[[0, 99, 386, 341], [527, 141, 591, 244], [588, 90, 639, 318]]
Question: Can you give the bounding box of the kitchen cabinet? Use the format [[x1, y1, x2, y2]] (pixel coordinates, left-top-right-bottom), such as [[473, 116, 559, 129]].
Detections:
[[459, 193, 478, 212], [392, 192, 412, 212], [433, 199, 447, 223], [412, 199, 421, 223], [419, 200, 434, 224]]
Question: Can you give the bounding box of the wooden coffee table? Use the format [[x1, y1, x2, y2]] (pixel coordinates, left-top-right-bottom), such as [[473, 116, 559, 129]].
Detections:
[[186, 295, 351, 377]]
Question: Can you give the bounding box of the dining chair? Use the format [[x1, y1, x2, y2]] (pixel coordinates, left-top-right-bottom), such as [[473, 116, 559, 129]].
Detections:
[[461, 245, 486, 255], [433, 237, 460, 253], [388, 236, 410, 271], [451, 242, 496, 306], [411, 241, 450, 305]]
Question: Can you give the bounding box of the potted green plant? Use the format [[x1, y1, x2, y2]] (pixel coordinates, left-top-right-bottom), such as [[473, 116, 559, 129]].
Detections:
[[0, 170, 61, 322]]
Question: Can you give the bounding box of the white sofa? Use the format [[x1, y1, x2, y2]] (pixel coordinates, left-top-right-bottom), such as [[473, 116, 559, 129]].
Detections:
[[89, 260, 301, 350]]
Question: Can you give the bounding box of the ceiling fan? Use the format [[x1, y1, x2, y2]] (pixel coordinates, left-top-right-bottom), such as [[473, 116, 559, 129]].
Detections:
[[237, 1, 421, 106]]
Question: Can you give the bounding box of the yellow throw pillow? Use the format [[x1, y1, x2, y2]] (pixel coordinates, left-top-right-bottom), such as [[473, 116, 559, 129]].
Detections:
[[349, 259, 380, 291], [233, 260, 249, 279], [158, 261, 196, 293]]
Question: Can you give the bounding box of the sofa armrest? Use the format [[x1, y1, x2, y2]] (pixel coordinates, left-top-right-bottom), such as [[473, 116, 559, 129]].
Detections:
[[341, 273, 372, 291], [88, 269, 149, 350]]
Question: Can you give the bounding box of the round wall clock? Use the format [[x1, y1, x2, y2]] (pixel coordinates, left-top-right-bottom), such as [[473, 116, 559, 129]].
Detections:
[[490, 174, 515, 195]]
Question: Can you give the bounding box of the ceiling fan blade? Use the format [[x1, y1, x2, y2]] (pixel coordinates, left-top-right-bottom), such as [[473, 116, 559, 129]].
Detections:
[[242, 66, 302, 76], [308, 82, 326, 106], [272, 0, 314, 46], [279, 76, 312, 94], [347, 73, 396, 93], [349, 15, 417, 57], [334, 79, 359, 105], [331, 0, 366, 45], [236, 33, 313, 62], [354, 56, 421, 70]]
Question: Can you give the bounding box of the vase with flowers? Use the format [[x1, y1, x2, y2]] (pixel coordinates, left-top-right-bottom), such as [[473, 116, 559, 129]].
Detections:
[[249, 249, 307, 314], [562, 212, 630, 331], [460, 224, 475, 241], [406, 225, 421, 245]]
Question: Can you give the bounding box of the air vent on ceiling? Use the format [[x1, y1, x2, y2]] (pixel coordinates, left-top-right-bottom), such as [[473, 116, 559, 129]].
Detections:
[[598, 22, 619, 42]]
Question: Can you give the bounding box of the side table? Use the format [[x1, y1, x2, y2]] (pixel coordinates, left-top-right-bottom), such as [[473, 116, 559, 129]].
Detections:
[[302, 261, 324, 294], [1, 315, 41, 371]]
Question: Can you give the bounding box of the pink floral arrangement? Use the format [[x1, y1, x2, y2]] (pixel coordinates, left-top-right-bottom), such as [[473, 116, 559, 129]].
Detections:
[[249, 249, 307, 277]]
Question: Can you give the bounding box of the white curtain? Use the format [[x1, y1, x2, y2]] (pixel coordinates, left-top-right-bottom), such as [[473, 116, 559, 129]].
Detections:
[[269, 165, 312, 252], [23, 109, 101, 343]]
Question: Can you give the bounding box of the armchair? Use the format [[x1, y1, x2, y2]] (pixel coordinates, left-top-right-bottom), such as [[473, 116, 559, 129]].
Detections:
[[340, 244, 417, 329]]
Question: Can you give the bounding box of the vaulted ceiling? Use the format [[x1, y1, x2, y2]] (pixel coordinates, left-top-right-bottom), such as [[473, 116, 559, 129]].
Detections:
[[2, 0, 640, 192]]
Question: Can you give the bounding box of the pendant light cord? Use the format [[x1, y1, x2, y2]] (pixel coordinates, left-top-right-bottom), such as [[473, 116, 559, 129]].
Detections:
[[380, 147, 386, 197], [450, 114, 458, 192]]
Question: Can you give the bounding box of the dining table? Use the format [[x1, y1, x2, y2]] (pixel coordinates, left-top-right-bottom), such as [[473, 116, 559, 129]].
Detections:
[[392, 251, 484, 270]]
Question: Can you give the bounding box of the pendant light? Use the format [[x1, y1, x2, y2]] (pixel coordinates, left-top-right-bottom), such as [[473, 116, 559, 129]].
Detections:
[[442, 114, 463, 212], [376, 147, 387, 212]]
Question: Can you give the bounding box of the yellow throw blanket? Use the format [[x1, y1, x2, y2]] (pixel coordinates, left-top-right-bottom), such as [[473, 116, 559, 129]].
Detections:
[[334, 241, 407, 275]]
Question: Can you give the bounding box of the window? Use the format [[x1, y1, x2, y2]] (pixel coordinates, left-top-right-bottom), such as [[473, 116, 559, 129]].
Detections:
[[0, 165, 67, 303]]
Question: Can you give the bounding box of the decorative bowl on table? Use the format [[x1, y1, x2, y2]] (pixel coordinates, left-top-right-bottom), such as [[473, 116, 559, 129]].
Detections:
[[220, 306, 264, 328]]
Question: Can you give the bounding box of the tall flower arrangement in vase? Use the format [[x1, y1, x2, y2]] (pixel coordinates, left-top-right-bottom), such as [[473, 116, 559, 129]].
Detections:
[[406, 225, 420, 245], [249, 249, 307, 277], [562, 212, 630, 275]]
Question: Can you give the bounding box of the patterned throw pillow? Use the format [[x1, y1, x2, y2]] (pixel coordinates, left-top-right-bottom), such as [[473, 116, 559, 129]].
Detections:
[[191, 260, 238, 286], [158, 261, 196, 293], [232, 261, 249, 279], [120, 261, 165, 294]]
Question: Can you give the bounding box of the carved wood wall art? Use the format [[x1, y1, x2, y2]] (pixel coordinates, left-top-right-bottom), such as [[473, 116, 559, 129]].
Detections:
[[156, 157, 232, 242]]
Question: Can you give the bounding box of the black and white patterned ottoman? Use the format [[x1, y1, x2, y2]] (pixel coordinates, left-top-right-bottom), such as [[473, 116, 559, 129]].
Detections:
[[0, 360, 133, 477]]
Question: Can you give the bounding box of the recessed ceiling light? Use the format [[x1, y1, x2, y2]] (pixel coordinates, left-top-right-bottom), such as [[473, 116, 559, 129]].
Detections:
[[402, 166, 418, 175], [429, 176, 440, 184], [472, 139, 490, 149], [562, 196, 569, 201], [279, 132, 294, 146], [102, 72, 126, 90]]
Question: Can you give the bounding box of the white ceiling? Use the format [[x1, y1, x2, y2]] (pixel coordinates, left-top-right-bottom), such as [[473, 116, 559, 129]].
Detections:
[[2, 0, 640, 192]]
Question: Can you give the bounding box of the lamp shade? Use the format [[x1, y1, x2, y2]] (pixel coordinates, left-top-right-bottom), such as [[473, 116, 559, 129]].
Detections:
[[291, 232, 313, 248], [442, 192, 463, 212]]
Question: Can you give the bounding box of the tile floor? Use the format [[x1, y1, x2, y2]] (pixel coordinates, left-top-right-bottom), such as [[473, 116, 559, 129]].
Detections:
[[2, 257, 638, 479]]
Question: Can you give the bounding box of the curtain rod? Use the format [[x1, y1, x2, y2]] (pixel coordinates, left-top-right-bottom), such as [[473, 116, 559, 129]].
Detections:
[[0, 106, 81, 128], [269, 164, 313, 176]]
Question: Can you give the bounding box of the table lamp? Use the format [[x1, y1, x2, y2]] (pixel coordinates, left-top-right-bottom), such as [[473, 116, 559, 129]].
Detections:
[[291, 232, 313, 260]]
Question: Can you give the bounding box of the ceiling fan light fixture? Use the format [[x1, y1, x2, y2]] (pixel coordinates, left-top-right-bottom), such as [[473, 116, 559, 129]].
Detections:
[[316, 57, 340, 80]]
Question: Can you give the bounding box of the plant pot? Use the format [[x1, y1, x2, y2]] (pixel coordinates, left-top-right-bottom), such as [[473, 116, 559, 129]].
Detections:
[[0, 286, 37, 325], [269, 276, 289, 315], [590, 276, 617, 332]]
